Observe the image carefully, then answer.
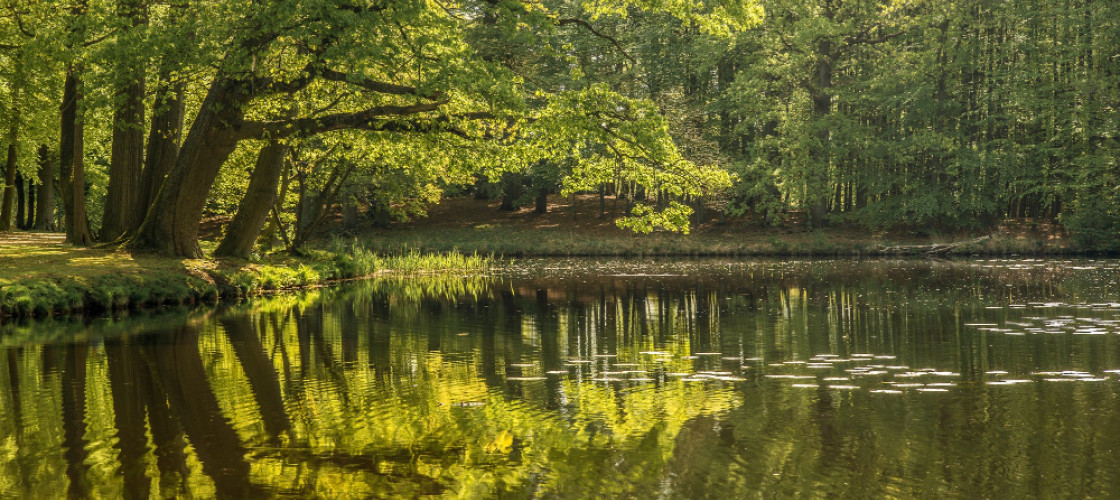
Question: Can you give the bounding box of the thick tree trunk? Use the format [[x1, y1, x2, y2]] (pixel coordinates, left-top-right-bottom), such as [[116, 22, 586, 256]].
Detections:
[[215, 141, 288, 259], [137, 79, 184, 228], [33, 144, 54, 231], [59, 67, 93, 245], [130, 81, 247, 256], [102, 78, 147, 242]]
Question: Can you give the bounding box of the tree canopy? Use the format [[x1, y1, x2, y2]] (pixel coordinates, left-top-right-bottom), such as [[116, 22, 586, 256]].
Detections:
[[1, 0, 1117, 255]]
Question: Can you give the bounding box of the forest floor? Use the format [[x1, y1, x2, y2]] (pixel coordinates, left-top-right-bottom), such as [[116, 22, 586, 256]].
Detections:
[[348, 194, 1075, 257]]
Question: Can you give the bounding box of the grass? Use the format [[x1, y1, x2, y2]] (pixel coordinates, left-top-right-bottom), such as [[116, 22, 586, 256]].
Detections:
[[348, 195, 1077, 257], [0, 233, 491, 320]]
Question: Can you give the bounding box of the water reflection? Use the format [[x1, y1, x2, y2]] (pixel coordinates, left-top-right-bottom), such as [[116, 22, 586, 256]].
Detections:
[[1, 260, 1120, 497]]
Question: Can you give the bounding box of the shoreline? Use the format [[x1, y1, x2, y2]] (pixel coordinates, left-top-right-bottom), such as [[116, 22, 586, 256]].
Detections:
[[0, 214, 1095, 321], [0, 235, 489, 320]]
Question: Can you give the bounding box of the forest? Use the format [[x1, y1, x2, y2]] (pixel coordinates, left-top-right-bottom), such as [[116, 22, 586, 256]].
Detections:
[[0, 0, 1117, 257]]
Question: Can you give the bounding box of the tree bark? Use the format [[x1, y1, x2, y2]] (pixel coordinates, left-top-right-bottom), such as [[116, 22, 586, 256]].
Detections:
[[214, 141, 288, 259], [33, 145, 53, 230], [0, 102, 19, 232], [102, 0, 148, 242], [70, 83, 94, 245], [809, 37, 833, 229], [59, 67, 93, 245], [129, 80, 249, 256], [101, 75, 146, 242], [499, 171, 523, 211], [137, 78, 184, 228]]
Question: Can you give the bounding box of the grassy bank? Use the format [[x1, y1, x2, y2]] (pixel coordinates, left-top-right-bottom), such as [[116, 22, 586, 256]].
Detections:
[[354, 195, 1076, 257], [0, 233, 490, 319]]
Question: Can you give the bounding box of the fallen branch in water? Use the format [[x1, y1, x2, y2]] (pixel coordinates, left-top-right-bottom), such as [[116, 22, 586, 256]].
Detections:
[[878, 235, 992, 255]]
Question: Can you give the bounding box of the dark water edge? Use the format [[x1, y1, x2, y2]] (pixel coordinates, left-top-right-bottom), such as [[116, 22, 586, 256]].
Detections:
[[2, 258, 1120, 498]]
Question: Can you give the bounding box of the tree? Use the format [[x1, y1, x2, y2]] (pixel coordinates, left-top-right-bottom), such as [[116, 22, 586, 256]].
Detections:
[[123, 0, 756, 257]]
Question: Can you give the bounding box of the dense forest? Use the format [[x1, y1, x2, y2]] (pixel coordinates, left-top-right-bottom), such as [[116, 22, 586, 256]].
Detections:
[[0, 0, 1116, 257]]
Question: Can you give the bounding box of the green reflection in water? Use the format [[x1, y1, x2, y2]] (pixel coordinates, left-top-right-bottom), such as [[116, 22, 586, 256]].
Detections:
[[2, 259, 1120, 498]]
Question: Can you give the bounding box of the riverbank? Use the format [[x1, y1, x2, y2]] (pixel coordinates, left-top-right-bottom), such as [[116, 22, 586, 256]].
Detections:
[[0, 195, 1079, 318], [0, 233, 489, 319], [355, 195, 1076, 257]]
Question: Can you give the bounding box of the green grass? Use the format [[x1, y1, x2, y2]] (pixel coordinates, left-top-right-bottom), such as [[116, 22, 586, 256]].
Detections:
[[352, 222, 1075, 258], [0, 236, 492, 319]]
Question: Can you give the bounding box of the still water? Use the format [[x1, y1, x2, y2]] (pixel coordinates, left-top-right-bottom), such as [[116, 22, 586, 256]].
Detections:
[[3, 259, 1120, 498]]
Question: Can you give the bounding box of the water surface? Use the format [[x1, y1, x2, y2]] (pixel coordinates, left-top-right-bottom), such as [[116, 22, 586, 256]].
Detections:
[[3, 259, 1120, 498]]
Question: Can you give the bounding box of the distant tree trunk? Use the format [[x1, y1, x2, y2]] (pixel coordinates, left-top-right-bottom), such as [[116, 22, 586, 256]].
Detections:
[[499, 172, 523, 211], [70, 84, 94, 245], [535, 191, 548, 214], [292, 161, 352, 250], [24, 175, 35, 229], [214, 141, 288, 259], [15, 173, 26, 230], [341, 194, 359, 229], [368, 197, 392, 228], [0, 88, 20, 232], [598, 184, 606, 218], [34, 144, 53, 230], [808, 36, 833, 229]]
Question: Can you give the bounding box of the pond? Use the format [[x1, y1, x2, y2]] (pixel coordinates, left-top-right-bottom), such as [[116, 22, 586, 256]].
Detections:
[[3, 258, 1120, 498]]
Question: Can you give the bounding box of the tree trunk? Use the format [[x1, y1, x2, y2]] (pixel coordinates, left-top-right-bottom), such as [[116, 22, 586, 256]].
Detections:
[[59, 67, 92, 245], [808, 28, 835, 229], [24, 174, 34, 229], [137, 77, 185, 231], [0, 101, 20, 232], [341, 194, 359, 229], [33, 144, 53, 230], [129, 80, 248, 257], [15, 173, 26, 229], [59, 67, 93, 245], [499, 171, 523, 211], [70, 84, 94, 245], [214, 141, 288, 259], [535, 191, 548, 214], [101, 76, 147, 241], [0, 55, 22, 232]]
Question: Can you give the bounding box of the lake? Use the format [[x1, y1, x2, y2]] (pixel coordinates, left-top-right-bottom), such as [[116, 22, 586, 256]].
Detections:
[[3, 258, 1120, 498]]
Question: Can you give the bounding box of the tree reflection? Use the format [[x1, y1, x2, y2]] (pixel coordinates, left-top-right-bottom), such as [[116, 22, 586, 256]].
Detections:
[[3, 261, 1120, 497], [146, 325, 258, 497], [61, 342, 90, 500]]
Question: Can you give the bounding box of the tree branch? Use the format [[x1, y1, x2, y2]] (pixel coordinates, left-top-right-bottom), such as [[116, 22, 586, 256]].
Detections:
[[319, 68, 441, 99], [233, 104, 493, 140], [558, 18, 636, 65], [844, 26, 906, 48]]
